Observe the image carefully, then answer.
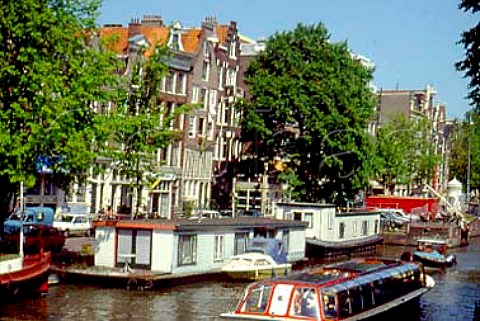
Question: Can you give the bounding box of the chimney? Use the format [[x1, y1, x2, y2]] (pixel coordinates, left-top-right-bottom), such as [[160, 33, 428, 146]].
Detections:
[[141, 15, 164, 27], [128, 18, 141, 39], [202, 16, 217, 30]]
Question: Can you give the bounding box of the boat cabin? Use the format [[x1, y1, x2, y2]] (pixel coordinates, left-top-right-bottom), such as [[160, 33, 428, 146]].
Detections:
[[274, 202, 381, 243], [416, 238, 448, 254], [93, 217, 307, 275], [221, 258, 433, 321]]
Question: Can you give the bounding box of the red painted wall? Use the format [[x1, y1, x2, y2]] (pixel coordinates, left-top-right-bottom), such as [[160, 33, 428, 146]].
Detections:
[[365, 195, 439, 214]]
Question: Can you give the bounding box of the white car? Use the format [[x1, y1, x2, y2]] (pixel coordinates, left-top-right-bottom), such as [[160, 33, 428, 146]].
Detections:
[[53, 214, 93, 237]]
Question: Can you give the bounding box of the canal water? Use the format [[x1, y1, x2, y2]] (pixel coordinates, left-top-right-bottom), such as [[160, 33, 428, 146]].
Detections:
[[1, 239, 479, 321]]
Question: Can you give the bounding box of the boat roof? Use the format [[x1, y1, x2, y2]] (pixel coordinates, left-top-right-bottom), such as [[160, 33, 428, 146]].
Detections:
[[271, 258, 406, 287]]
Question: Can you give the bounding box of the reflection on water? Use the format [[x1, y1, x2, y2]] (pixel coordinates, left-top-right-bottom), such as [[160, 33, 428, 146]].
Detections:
[[1, 239, 479, 321]]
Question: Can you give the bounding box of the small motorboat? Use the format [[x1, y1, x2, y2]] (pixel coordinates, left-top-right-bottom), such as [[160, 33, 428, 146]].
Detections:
[[221, 252, 292, 281], [402, 238, 457, 269], [221, 238, 292, 281]]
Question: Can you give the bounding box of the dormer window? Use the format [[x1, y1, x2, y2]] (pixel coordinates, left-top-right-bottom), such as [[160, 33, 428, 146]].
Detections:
[[171, 34, 180, 51]]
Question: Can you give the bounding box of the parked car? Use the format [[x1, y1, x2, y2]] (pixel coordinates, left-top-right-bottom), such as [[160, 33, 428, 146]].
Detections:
[[53, 213, 93, 237], [380, 211, 410, 228], [1, 224, 65, 254], [241, 209, 263, 217], [4, 206, 55, 234]]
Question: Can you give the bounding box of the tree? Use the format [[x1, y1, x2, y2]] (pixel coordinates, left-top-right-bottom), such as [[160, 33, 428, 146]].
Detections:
[[240, 23, 376, 204], [456, 0, 480, 109], [374, 114, 439, 194], [449, 112, 480, 193], [0, 0, 119, 222]]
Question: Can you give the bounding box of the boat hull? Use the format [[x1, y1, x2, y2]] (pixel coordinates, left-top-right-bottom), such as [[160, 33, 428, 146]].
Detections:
[[223, 266, 292, 281], [412, 253, 457, 269], [0, 252, 50, 300]]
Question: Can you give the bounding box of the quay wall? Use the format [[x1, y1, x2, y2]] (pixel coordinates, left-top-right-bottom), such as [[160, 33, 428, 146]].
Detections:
[[382, 217, 480, 247]]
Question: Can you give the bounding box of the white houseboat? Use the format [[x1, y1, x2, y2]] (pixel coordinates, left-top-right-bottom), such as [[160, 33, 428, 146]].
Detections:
[[274, 202, 383, 260], [61, 217, 307, 289]]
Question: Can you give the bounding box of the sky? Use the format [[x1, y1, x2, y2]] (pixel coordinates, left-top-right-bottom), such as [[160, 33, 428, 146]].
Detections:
[[98, 0, 477, 119]]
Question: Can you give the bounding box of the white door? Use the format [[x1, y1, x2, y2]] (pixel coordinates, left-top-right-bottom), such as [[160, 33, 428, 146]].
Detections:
[[268, 284, 294, 316]]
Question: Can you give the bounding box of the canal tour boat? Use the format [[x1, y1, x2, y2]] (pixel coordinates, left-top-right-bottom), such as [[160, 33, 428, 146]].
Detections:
[[221, 238, 292, 281], [220, 258, 435, 321]]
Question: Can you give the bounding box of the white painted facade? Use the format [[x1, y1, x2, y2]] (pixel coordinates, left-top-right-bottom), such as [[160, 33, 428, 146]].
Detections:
[[273, 202, 380, 243], [93, 218, 307, 275]]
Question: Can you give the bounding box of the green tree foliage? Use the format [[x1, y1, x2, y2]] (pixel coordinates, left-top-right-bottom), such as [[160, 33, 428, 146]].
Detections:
[[0, 0, 119, 218], [456, 0, 480, 109], [375, 114, 439, 194], [449, 112, 480, 192], [241, 23, 376, 204]]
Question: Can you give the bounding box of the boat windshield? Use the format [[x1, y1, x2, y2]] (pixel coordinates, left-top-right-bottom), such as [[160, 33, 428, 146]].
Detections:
[[240, 283, 273, 314]]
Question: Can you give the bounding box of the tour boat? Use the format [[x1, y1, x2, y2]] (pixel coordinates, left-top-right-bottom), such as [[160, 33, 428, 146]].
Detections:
[[0, 226, 51, 299], [221, 237, 292, 281], [220, 258, 435, 320]]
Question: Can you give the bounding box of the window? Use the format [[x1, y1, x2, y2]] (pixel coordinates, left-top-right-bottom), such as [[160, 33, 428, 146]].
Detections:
[[290, 287, 319, 318], [178, 234, 197, 265], [202, 60, 210, 81], [187, 116, 196, 138], [165, 71, 175, 92], [176, 73, 186, 94], [242, 284, 273, 313], [282, 230, 290, 253], [234, 233, 249, 255], [305, 213, 313, 228], [198, 118, 205, 136], [321, 291, 337, 319], [362, 221, 368, 236], [201, 88, 208, 109], [192, 86, 199, 103], [214, 235, 224, 261], [374, 220, 379, 233], [327, 212, 334, 230], [339, 222, 345, 239], [293, 212, 302, 221]]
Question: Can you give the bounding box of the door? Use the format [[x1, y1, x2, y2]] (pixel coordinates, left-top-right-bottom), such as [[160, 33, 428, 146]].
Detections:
[[135, 230, 151, 268]]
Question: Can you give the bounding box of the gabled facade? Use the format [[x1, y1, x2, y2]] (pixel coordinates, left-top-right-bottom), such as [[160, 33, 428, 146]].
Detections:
[[65, 16, 251, 218]]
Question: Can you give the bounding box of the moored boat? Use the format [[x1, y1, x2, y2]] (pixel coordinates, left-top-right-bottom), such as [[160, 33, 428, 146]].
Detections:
[[0, 251, 51, 299], [402, 238, 457, 270], [0, 224, 51, 300], [221, 237, 292, 281], [220, 258, 435, 320], [221, 252, 292, 281]]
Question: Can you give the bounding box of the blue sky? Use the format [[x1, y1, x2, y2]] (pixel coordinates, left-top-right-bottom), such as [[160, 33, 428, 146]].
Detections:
[[98, 0, 476, 119]]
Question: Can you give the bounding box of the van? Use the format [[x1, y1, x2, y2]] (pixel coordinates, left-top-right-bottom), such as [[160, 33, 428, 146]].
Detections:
[[4, 207, 55, 234]]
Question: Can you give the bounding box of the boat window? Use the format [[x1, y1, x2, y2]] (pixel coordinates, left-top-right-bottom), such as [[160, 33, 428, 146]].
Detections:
[[290, 287, 319, 318], [349, 285, 363, 314], [254, 259, 270, 266], [337, 290, 351, 317], [241, 284, 273, 313], [320, 291, 337, 319]]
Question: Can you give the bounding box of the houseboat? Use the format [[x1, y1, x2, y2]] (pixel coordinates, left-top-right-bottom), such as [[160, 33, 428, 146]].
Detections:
[[274, 202, 383, 260], [0, 229, 51, 299], [221, 238, 292, 281], [221, 258, 435, 320], [55, 217, 307, 289]]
